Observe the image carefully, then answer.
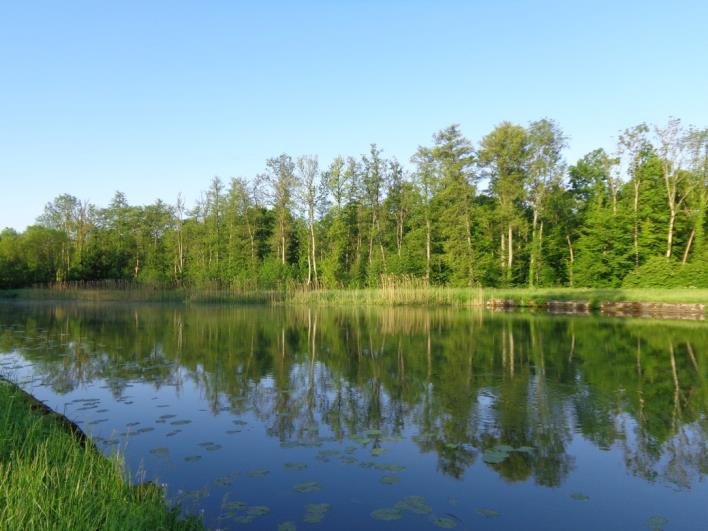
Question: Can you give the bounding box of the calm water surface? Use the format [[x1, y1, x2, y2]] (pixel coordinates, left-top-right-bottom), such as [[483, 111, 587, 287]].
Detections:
[[0, 302, 706, 530]]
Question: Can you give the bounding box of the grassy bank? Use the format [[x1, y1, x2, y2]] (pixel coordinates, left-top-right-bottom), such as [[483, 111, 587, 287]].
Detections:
[[1, 286, 708, 309], [283, 287, 708, 308], [0, 378, 202, 531]]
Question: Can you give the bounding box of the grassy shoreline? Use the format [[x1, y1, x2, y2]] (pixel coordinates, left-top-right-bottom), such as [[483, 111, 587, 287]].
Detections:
[[0, 377, 202, 531], [1, 286, 707, 309]]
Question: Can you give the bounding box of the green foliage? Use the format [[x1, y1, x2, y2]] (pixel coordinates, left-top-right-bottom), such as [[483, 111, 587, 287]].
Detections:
[[1, 120, 707, 290]]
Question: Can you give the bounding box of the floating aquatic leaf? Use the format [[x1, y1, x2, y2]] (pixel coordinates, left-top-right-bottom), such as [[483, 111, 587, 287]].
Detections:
[[137, 427, 154, 434], [233, 515, 255, 524], [371, 447, 388, 457], [476, 508, 501, 518], [496, 444, 514, 453], [304, 503, 330, 523], [96, 409, 109, 413], [149, 447, 169, 457], [213, 477, 232, 487], [166, 430, 181, 437], [370, 508, 403, 521], [284, 462, 308, 470], [223, 501, 248, 511], [483, 448, 508, 464], [247, 468, 270, 478], [184, 455, 202, 463], [293, 481, 320, 493], [380, 475, 400, 485], [395, 496, 432, 515], [647, 516, 668, 530], [365, 429, 382, 438], [431, 516, 458, 528], [278, 522, 297, 531], [88, 418, 108, 425], [247, 505, 271, 516], [170, 420, 191, 425], [232, 420, 248, 426], [515, 446, 535, 453], [381, 434, 404, 442], [375, 463, 406, 473], [340, 456, 358, 464], [570, 492, 590, 501], [126, 422, 140, 427], [316, 449, 340, 459], [159, 414, 176, 419], [350, 435, 369, 445]]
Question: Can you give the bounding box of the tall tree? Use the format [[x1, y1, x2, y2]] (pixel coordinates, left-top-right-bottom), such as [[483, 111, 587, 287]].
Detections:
[[478, 122, 529, 285], [526, 119, 567, 286]]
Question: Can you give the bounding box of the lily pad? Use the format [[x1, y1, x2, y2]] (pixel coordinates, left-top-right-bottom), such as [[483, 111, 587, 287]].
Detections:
[[370, 508, 403, 521], [166, 430, 181, 437], [371, 447, 388, 457], [380, 475, 400, 484], [375, 463, 406, 473], [647, 516, 668, 530], [149, 447, 169, 457], [570, 492, 590, 501], [284, 462, 308, 470], [184, 455, 202, 463], [247, 505, 270, 516], [247, 468, 270, 478], [340, 456, 358, 464], [304, 503, 330, 524], [223, 501, 248, 511], [293, 481, 320, 493], [170, 420, 191, 426], [395, 496, 432, 515], [278, 522, 297, 531], [483, 448, 509, 464], [476, 508, 501, 518], [431, 516, 458, 528]]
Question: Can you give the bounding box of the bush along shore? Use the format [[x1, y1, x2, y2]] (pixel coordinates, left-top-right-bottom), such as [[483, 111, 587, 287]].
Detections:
[[0, 377, 203, 531]]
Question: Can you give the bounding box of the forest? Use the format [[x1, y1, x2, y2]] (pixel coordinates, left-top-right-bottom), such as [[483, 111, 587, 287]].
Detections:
[[1, 117, 707, 290]]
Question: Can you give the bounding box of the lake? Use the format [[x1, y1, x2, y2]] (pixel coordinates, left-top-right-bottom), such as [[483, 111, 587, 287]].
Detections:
[[0, 302, 705, 530]]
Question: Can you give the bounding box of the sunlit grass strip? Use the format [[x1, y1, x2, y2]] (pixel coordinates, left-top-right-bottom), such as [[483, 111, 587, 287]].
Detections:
[[0, 379, 202, 531], [286, 287, 708, 307], [2, 284, 708, 308]]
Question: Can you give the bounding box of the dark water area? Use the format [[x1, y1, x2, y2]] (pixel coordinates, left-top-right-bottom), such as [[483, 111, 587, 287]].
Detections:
[[0, 302, 706, 530]]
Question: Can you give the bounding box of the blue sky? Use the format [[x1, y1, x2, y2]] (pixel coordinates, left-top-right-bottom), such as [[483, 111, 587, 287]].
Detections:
[[1, 0, 707, 230]]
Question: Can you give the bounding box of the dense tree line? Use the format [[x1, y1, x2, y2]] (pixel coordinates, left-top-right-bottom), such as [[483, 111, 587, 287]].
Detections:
[[1, 118, 707, 289]]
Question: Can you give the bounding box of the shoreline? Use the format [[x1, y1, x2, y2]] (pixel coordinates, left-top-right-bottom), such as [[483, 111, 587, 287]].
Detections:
[[1, 287, 706, 320]]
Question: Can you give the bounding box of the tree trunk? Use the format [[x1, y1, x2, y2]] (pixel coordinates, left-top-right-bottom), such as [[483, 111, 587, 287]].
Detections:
[[566, 234, 574, 287], [425, 217, 431, 284], [682, 228, 695, 265], [666, 207, 676, 257], [507, 223, 513, 283]]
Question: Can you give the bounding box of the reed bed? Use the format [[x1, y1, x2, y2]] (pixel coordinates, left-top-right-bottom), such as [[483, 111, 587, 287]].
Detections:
[[2, 280, 707, 308]]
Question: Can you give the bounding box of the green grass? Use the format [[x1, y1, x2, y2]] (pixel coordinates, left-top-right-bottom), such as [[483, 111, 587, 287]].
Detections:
[[0, 379, 203, 531], [2, 286, 707, 309], [286, 287, 708, 308]]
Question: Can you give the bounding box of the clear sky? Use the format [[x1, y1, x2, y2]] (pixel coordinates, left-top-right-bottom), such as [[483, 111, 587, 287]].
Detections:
[[1, 0, 707, 230]]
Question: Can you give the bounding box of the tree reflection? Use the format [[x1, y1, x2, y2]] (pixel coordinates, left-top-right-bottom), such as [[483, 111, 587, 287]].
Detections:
[[0, 302, 705, 489]]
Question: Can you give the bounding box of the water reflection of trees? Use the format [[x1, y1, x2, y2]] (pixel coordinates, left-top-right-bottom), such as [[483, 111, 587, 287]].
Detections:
[[0, 303, 705, 489]]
